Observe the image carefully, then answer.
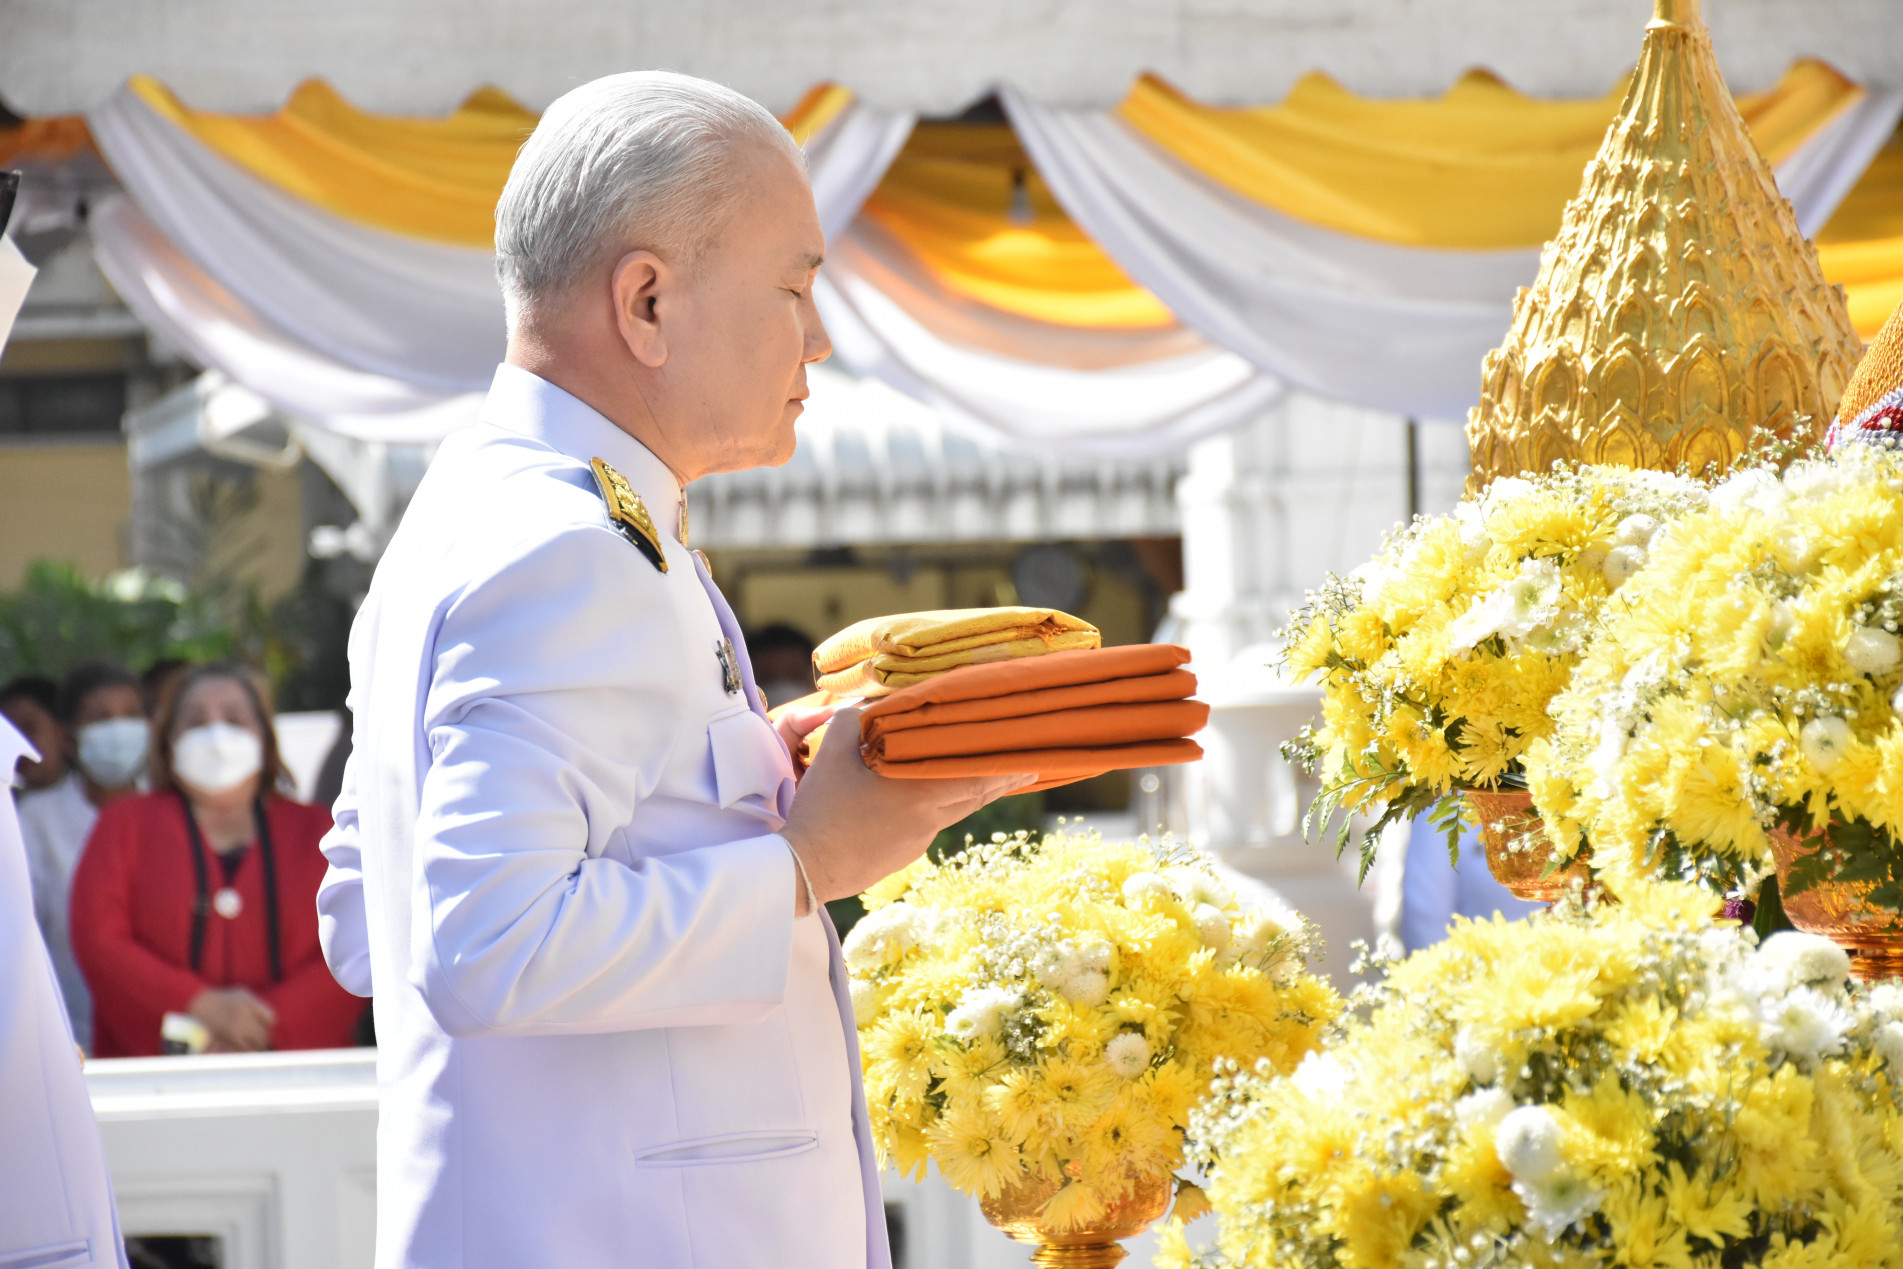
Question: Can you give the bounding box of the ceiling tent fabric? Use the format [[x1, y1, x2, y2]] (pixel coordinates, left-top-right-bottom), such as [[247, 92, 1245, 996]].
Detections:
[[1113, 60, 1866, 249], [58, 63, 1903, 449], [1004, 68, 1903, 420]]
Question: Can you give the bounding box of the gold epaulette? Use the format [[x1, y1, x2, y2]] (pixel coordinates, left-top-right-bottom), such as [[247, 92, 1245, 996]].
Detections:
[[590, 457, 667, 573]]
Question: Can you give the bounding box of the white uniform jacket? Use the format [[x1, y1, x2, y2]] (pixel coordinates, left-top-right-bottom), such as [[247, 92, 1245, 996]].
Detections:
[[0, 721, 129, 1269], [317, 365, 888, 1269]]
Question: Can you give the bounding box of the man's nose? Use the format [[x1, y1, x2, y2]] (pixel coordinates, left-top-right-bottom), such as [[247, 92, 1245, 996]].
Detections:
[[802, 294, 832, 364]]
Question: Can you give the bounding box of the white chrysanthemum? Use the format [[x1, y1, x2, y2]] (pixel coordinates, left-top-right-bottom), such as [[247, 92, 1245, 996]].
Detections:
[[848, 978, 879, 1025], [1060, 968, 1110, 1007], [1105, 1032, 1153, 1078], [1759, 987, 1850, 1061], [1497, 559, 1565, 638], [1121, 871, 1171, 904], [946, 986, 1019, 1041], [1032, 943, 1084, 991], [1236, 901, 1297, 964], [1866, 982, 1903, 1021], [1755, 931, 1852, 992], [1783, 459, 1856, 501], [1454, 500, 1489, 553], [1167, 867, 1235, 912], [1800, 716, 1852, 772], [1875, 1021, 1903, 1069], [1495, 1105, 1565, 1183], [1515, 1172, 1604, 1238], [1613, 513, 1660, 548], [1076, 937, 1113, 973], [1454, 1087, 1514, 1134], [1711, 468, 1789, 518], [1290, 1051, 1348, 1099], [1193, 903, 1233, 951], [1602, 545, 1647, 588], [1349, 560, 1398, 605], [842, 902, 928, 971], [1447, 590, 1512, 651], [1482, 476, 1537, 511], [1846, 626, 1902, 676], [1454, 1027, 1501, 1086]]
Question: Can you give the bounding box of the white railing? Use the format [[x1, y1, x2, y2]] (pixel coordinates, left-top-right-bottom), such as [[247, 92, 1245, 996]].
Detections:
[[87, 1050, 1141, 1269]]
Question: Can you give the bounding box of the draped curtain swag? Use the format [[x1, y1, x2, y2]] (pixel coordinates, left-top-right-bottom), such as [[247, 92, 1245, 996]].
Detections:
[[56, 63, 1903, 453]]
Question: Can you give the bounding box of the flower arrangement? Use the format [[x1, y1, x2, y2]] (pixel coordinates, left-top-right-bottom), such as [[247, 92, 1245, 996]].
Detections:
[[1161, 880, 1903, 1269], [1528, 450, 1903, 908], [1280, 464, 1708, 872], [845, 826, 1340, 1230]]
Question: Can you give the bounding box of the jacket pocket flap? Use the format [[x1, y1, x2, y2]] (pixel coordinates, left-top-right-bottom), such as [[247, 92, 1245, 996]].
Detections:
[[706, 710, 794, 811], [633, 1130, 817, 1167]]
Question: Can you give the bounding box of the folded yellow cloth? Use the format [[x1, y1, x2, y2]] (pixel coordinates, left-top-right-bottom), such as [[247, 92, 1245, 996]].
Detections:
[[813, 607, 1101, 696]]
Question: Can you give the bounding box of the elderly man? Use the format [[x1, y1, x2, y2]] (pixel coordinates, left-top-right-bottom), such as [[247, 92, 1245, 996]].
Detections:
[[316, 72, 1027, 1268]]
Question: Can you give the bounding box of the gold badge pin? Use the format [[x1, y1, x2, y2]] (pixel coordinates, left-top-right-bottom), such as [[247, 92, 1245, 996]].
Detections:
[[590, 457, 668, 573]]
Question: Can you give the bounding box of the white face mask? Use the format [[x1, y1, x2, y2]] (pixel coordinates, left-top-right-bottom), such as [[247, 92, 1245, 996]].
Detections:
[[76, 717, 149, 789], [172, 722, 263, 794]]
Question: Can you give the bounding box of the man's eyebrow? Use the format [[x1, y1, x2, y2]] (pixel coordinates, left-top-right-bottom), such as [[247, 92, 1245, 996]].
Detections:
[[797, 251, 825, 272]]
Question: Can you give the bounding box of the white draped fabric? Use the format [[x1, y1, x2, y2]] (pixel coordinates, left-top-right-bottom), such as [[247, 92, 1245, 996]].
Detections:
[[1001, 84, 1903, 422], [90, 195, 480, 443], [89, 84, 504, 392], [83, 78, 1903, 453]]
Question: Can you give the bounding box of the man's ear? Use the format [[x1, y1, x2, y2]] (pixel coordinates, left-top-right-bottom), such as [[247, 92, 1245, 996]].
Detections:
[[611, 250, 669, 368]]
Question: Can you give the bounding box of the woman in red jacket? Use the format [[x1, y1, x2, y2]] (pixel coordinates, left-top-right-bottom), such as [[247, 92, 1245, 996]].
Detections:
[[70, 662, 362, 1056]]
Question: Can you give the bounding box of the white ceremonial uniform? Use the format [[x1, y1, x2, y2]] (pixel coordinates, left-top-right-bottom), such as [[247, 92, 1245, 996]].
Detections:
[[0, 722, 129, 1269], [317, 364, 886, 1269]]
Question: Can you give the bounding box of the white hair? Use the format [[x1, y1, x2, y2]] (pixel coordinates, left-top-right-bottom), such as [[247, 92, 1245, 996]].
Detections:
[[495, 71, 801, 321]]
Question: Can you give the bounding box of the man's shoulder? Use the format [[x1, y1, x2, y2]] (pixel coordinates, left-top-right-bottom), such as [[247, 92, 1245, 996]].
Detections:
[[376, 424, 642, 598]]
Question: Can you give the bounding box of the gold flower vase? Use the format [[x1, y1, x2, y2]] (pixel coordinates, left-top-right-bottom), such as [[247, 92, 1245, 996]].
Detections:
[[1462, 789, 1592, 904], [1768, 827, 1903, 982], [979, 1169, 1173, 1268]]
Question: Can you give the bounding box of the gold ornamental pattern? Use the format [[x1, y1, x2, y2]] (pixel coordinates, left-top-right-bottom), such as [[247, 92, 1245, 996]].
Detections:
[[1464, 0, 1863, 489]]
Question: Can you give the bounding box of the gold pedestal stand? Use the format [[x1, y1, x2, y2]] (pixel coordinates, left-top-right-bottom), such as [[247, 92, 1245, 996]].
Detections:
[[979, 1171, 1173, 1268]]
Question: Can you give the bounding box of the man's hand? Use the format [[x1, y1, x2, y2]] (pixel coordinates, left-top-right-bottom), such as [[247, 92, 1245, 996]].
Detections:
[[771, 697, 836, 783], [189, 986, 277, 1052], [779, 705, 1032, 914]]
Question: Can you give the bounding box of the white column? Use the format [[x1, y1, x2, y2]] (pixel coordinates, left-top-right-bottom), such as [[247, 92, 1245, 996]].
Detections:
[[1168, 394, 1466, 986]]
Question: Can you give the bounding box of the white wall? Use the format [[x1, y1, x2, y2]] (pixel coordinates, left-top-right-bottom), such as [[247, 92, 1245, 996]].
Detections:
[[4, 0, 1900, 116]]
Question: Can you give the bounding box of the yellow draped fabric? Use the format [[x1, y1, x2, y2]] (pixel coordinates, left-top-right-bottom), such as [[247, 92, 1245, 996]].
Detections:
[[130, 75, 536, 247], [1818, 130, 1903, 338], [128, 76, 850, 249], [858, 122, 1173, 328], [1116, 60, 1862, 249]]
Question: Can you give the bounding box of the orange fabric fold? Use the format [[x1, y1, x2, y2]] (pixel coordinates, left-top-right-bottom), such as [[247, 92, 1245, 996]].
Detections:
[[863, 668, 1197, 734], [867, 700, 1210, 763], [869, 738, 1205, 782]]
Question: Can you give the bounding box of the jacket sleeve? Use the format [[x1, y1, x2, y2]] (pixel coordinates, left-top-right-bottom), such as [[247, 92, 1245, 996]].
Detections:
[[409, 524, 796, 1039], [69, 806, 206, 1024], [316, 748, 374, 998]]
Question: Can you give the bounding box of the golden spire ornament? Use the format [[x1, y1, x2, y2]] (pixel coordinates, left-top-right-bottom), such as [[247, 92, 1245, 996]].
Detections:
[[1464, 0, 1862, 487]]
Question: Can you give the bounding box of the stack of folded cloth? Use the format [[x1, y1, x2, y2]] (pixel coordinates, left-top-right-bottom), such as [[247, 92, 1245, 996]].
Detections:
[[784, 616, 1207, 790], [859, 643, 1206, 791], [812, 607, 1103, 697]]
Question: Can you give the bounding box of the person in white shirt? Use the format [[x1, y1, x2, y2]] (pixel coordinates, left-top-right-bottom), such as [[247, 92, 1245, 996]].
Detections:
[[0, 715, 130, 1269], [316, 71, 1030, 1269], [18, 659, 149, 1053]]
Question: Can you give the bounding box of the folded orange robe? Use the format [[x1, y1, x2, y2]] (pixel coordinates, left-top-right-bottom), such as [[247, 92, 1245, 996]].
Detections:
[[858, 644, 1204, 789], [813, 607, 1101, 696], [866, 700, 1211, 762]]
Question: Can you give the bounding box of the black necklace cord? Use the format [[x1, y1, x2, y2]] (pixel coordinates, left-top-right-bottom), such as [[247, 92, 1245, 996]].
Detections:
[[176, 789, 282, 983]]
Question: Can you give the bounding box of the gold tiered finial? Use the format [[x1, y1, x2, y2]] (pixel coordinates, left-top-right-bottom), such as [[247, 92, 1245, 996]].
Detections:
[[1464, 0, 1862, 487]]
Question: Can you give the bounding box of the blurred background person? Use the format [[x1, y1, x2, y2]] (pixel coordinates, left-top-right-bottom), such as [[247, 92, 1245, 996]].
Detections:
[[746, 622, 819, 709], [71, 661, 361, 1056], [139, 656, 193, 721], [17, 660, 148, 1052], [1, 674, 67, 793]]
